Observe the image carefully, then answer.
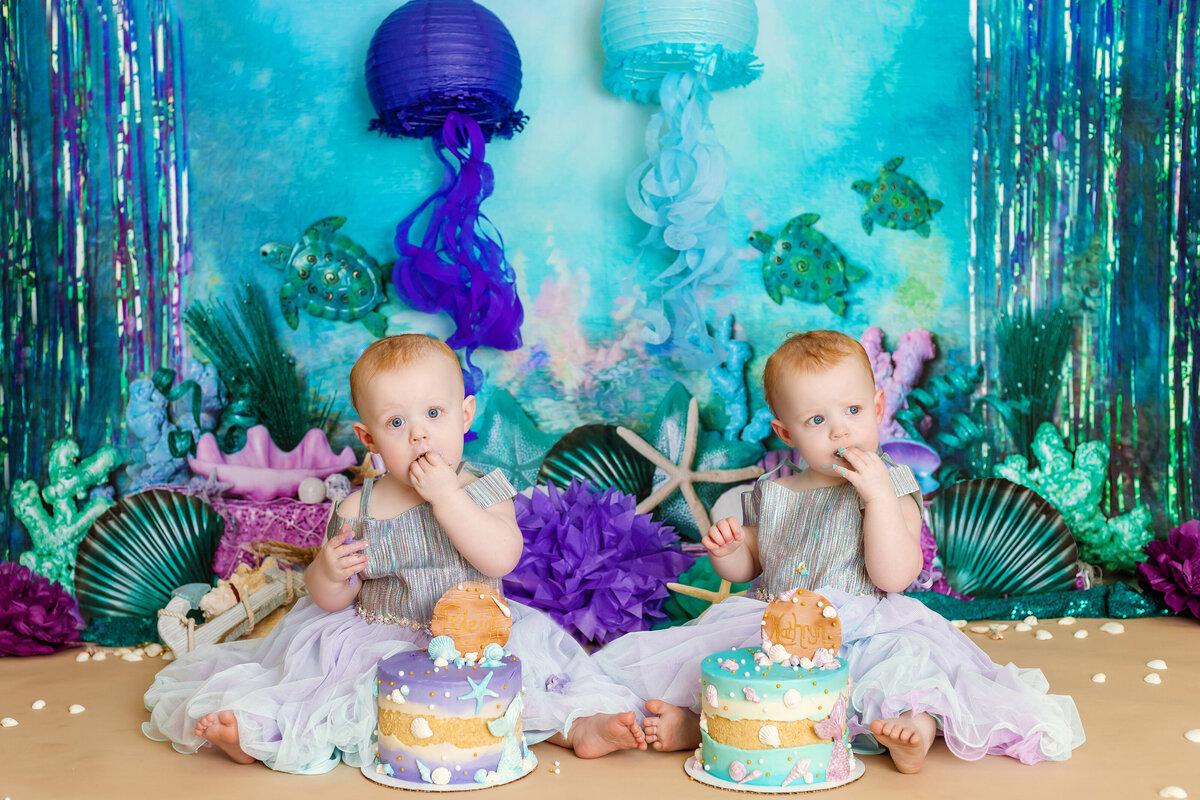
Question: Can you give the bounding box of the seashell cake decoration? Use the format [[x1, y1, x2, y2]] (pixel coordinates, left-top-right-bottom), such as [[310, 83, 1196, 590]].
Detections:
[[429, 581, 513, 654], [760, 588, 842, 660]]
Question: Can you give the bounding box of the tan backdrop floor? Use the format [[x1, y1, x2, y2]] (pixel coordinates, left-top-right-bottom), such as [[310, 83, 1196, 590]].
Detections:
[[2, 615, 1199, 800]]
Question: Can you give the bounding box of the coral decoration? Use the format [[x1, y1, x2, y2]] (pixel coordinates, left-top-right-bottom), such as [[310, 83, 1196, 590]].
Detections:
[[188, 425, 356, 503], [994, 422, 1154, 572], [124, 363, 225, 491], [503, 480, 693, 646], [0, 562, 85, 656], [860, 327, 936, 441], [706, 315, 774, 443], [12, 438, 120, 594], [1137, 520, 1200, 618]]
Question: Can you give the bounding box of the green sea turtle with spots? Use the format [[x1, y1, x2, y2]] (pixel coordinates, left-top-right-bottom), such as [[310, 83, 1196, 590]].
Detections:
[[852, 156, 943, 238], [260, 216, 390, 337], [749, 213, 867, 316]]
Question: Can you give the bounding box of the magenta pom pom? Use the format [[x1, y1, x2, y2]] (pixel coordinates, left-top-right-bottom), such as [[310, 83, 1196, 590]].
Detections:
[[1137, 520, 1200, 618], [0, 562, 85, 656]]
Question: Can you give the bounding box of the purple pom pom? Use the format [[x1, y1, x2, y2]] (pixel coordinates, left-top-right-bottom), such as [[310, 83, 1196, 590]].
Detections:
[[0, 562, 86, 656], [1137, 519, 1200, 618], [503, 481, 694, 646]]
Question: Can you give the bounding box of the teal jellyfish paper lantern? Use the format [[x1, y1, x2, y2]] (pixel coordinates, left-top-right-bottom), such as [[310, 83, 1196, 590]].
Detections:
[[600, 0, 762, 364]]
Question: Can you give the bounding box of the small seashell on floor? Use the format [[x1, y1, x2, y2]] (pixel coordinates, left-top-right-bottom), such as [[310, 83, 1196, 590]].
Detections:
[[1091, 673, 1107, 683], [1057, 616, 1076, 626], [1099, 621, 1125, 634], [1184, 729, 1200, 743], [75, 652, 90, 662], [1147, 659, 1168, 670], [1144, 674, 1163, 685], [1023, 615, 1039, 626], [988, 629, 1004, 640], [91, 651, 107, 661], [951, 619, 967, 628], [989, 623, 1009, 631], [1158, 787, 1187, 799], [31, 700, 45, 710], [1035, 630, 1054, 640], [1, 717, 18, 727], [68, 704, 86, 714], [144, 643, 163, 657], [122, 652, 143, 662], [162, 651, 175, 662], [1015, 622, 1032, 632], [1073, 630, 1088, 639], [970, 625, 990, 634]]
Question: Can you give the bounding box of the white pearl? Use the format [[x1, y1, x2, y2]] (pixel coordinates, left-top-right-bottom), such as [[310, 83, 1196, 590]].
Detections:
[[297, 476, 327, 504]]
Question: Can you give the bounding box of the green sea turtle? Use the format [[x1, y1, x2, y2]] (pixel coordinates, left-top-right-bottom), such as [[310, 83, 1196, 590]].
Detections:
[[749, 213, 867, 316], [852, 156, 943, 238], [260, 216, 390, 337]]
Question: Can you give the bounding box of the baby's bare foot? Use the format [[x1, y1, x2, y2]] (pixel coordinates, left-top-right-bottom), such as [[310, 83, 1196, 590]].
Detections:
[[567, 712, 646, 759], [643, 699, 701, 752], [195, 711, 256, 764], [869, 713, 935, 774]]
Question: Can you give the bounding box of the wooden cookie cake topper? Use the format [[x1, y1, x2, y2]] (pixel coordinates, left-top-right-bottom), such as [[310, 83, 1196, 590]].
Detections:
[[761, 588, 841, 659], [430, 581, 512, 653]]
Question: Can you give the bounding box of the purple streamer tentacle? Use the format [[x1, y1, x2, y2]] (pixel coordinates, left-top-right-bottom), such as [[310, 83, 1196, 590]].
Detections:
[[392, 111, 523, 395]]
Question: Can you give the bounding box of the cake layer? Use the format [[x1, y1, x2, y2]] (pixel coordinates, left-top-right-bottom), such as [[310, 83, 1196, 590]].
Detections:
[[378, 737, 506, 784], [699, 647, 850, 723], [377, 649, 521, 720], [699, 730, 841, 788]]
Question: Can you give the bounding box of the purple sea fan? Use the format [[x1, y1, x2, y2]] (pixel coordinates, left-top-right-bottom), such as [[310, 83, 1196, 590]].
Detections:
[[1137, 519, 1200, 618], [504, 480, 695, 646], [0, 562, 86, 656]]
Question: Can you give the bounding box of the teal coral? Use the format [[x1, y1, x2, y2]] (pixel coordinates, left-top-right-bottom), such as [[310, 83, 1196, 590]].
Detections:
[[994, 423, 1154, 573], [13, 438, 120, 594]]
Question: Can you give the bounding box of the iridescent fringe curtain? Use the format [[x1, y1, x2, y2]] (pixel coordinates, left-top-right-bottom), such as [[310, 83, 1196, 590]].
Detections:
[[0, 0, 189, 558], [971, 0, 1199, 528]]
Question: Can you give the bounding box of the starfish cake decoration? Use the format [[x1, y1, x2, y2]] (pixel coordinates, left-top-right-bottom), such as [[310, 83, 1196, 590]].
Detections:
[[458, 671, 500, 715], [616, 386, 764, 536], [347, 452, 386, 486]]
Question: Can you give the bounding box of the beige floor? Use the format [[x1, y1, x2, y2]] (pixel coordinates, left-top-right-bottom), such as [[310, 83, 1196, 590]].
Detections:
[[2, 615, 1199, 799]]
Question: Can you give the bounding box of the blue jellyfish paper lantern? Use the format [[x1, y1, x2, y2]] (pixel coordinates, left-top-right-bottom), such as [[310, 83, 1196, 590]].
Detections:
[[365, 0, 527, 393], [601, 0, 761, 364]]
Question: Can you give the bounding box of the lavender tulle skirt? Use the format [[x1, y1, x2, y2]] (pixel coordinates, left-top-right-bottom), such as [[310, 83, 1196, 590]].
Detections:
[[591, 590, 1085, 765], [142, 597, 642, 774]]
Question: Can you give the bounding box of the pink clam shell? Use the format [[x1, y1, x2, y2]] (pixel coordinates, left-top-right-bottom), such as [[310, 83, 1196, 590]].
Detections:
[[188, 425, 357, 501]]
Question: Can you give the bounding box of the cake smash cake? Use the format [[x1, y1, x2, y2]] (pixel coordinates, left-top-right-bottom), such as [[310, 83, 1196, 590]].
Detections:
[[364, 582, 537, 789], [686, 589, 864, 791]]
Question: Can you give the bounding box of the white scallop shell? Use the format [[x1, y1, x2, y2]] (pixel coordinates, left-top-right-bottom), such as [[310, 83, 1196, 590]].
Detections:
[[704, 684, 719, 708], [1035, 630, 1053, 640], [1158, 787, 1188, 799], [1147, 659, 1168, 670], [822, 605, 837, 619], [1185, 729, 1200, 743], [430, 767, 451, 785], [767, 643, 790, 663], [1099, 621, 1125, 634], [783, 689, 802, 709], [758, 724, 781, 747], [1091, 673, 1107, 683], [1144, 673, 1163, 685], [410, 717, 434, 739]]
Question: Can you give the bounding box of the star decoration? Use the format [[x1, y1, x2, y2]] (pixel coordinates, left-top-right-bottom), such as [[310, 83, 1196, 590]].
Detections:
[[347, 452, 385, 486], [616, 383, 764, 539], [458, 671, 500, 715], [464, 388, 556, 490], [796, 562, 809, 576], [665, 578, 746, 607]]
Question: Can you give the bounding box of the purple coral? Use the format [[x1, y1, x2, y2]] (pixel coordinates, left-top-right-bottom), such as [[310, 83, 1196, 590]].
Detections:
[[860, 327, 936, 441], [503, 480, 694, 646], [0, 562, 85, 656], [1136, 520, 1200, 618]]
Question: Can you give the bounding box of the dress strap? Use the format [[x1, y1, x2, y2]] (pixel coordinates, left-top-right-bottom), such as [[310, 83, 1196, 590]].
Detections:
[[358, 475, 376, 529]]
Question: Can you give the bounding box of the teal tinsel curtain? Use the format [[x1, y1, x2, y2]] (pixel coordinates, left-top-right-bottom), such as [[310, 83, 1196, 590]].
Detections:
[[971, 0, 1199, 527], [0, 0, 190, 559]]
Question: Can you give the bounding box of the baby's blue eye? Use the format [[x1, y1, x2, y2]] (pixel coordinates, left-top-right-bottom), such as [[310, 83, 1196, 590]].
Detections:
[[427, 408, 441, 419], [388, 417, 404, 428], [810, 415, 824, 425], [848, 405, 861, 415]]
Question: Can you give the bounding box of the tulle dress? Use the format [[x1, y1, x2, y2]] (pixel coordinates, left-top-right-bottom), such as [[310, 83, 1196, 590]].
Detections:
[[591, 461, 1086, 764], [143, 468, 643, 774]]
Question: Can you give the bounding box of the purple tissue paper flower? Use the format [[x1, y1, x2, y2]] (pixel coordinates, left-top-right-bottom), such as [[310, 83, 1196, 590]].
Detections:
[[504, 480, 695, 646], [0, 561, 86, 656], [1137, 519, 1200, 618]]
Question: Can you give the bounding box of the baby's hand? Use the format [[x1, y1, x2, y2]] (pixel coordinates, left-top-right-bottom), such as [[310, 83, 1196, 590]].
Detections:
[[703, 517, 744, 558], [834, 447, 893, 505], [408, 450, 461, 505], [318, 524, 369, 584]]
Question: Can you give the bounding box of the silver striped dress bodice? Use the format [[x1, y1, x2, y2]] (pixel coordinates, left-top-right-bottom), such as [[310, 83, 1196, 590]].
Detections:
[[742, 458, 922, 598], [324, 466, 517, 629]]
